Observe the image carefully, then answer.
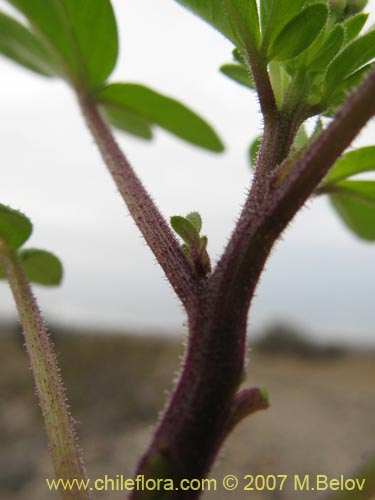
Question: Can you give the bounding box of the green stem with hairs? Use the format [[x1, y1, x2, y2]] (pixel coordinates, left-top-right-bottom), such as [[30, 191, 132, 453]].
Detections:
[[0, 240, 90, 500]]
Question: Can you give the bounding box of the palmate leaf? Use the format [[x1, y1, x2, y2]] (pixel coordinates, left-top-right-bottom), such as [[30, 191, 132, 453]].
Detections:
[[268, 4, 328, 62], [7, 0, 118, 90], [330, 181, 375, 241], [0, 204, 32, 250], [0, 10, 56, 76], [97, 83, 224, 152]]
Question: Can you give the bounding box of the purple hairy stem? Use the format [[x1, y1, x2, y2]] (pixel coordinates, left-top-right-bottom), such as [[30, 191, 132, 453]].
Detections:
[[130, 67, 375, 498], [76, 92, 200, 312]]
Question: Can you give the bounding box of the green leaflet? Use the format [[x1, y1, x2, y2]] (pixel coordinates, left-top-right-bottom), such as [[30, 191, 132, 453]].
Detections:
[[324, 147, 375, 184], [323, 62, 374, 115], [268, 60, 291, 109], [101, 105, 153, 141], [0, 204, 32, 250], [175, 0, 260, 50], [292, 125, 309, 152], [223, 0, 260, 50], [330, 181, 375, 241], [97, 83, 224, 152], [343, 12, 368, 42], [260, 0, 306, 51], [334, 180, 375, 204], [325, 29, 375, 97], [175, 0, 237, 44], [321, 148, 375, 241], [219, 63, 255, 89], [18, 248, 63, 286], [307, 24, 344, 73], [170, 212, 211, 276], [7, 0, 118, 90], [0, 204, 63, 285], [0, 10, 56, 76], [185, 212, 202, 233], [171, 215, 201, 247], [268, 4, 328, 62]]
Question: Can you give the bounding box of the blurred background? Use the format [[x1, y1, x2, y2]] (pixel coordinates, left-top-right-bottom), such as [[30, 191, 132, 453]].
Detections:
[[0, 0, 374, 344], [0, 1, 374, 499]]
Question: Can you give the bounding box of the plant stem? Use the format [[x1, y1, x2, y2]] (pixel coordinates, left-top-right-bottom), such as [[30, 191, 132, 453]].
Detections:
[[76, 91, 200, 312], [131, 67, 375, 498], [0, 243, 90, 500], [246, 51, 278, 124]]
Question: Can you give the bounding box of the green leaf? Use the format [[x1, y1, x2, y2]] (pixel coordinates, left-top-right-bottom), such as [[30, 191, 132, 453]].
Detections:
[[97, 83, 224, 152], [323, 62, 374, 115], [8, 0, 118, 89], [232, 47, 245, 64], [175, 0, 238, 45], [292, 125, 309, 152], [175, 0, 260, 50], [260, 0, 305, 50], [249, 135, 261, 168], [19, 248, 63, 286], [325, 147, 375, 184], [334, 180, 375, 204], [268, 4, 328, 62], [101, 104, 153, 140], [325, 29, 375, 96], [219, 63, 255, 89], [0, 204, 32, 250], [268, 60, 291, 108], [343, 13, 368, 42], [307, 24, 344, 72], [222, 0, 261, 50], [171, 213, 210, 275], [185, 212, 202, 233], [0, 10, 56, 76], [170, 216, 201, 246], [330, 181, 375, 241]]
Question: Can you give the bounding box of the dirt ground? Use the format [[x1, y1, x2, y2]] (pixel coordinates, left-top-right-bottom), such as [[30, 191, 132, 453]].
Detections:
[[0, 323, 374, 499]]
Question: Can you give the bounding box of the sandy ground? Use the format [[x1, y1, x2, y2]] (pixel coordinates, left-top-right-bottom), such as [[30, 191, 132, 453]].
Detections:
[[0, 324, 374, 500]]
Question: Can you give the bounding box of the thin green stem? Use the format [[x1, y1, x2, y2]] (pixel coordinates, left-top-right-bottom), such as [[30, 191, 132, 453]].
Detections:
[[0, 242, 90, 500]]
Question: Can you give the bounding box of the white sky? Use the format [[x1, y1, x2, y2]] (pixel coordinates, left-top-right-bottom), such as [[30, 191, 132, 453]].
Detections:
[[0, 0, 374, 345]]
